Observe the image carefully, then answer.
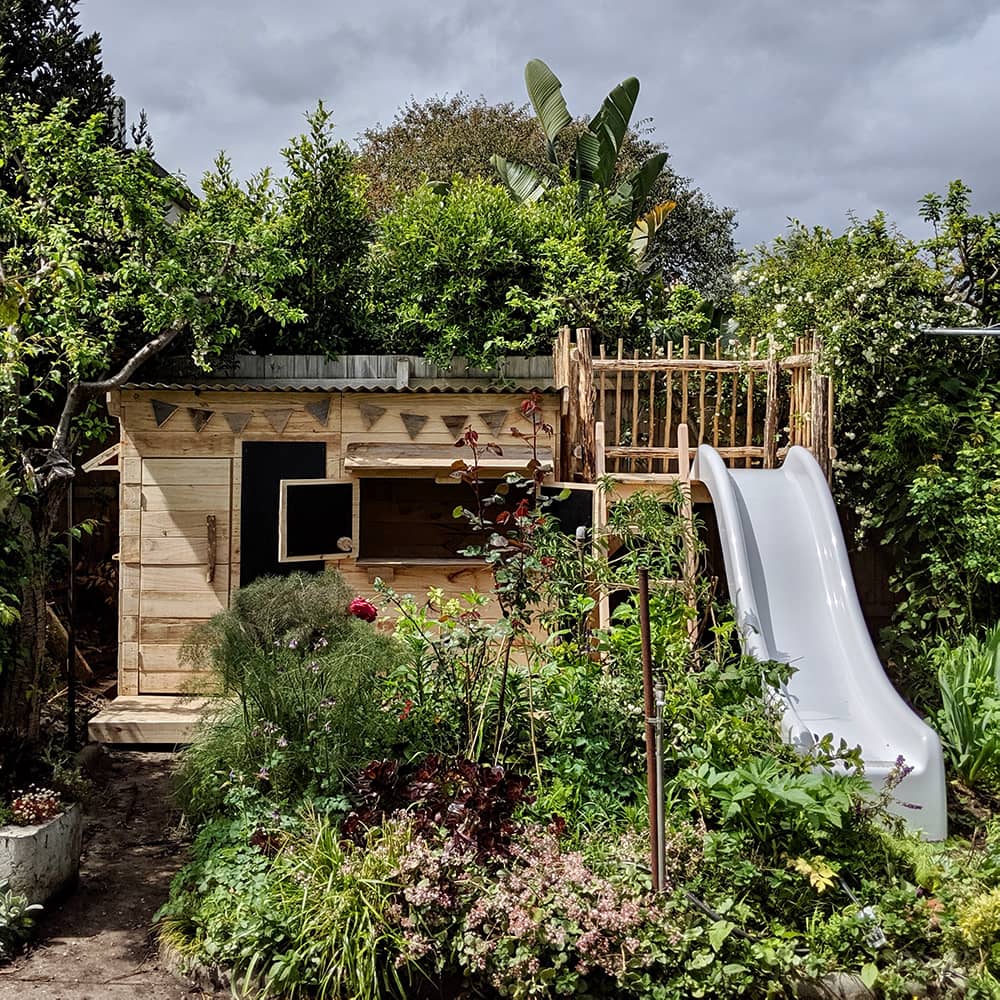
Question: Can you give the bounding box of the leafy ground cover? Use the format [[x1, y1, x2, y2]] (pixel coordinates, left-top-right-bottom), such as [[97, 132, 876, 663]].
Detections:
[[156, 470, 1000, 998]]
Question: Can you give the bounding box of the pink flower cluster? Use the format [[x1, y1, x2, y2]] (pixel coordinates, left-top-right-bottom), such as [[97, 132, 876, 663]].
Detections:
[[381, 820, 684, 993], [10, 786, 61, 825]]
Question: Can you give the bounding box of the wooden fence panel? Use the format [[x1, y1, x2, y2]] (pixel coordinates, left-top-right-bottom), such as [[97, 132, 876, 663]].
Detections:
[[555, 332, 833, 478]]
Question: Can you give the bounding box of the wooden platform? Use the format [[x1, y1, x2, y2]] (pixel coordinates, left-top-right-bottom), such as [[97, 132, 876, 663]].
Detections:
[[88, 695, 211, 745], [606, 473, 711, 505]]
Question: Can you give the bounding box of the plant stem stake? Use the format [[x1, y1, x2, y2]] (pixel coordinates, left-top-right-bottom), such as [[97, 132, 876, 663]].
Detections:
[[654, 677, 665, 891], [638, 567, 659, 891], [66, 476, 76, 749]]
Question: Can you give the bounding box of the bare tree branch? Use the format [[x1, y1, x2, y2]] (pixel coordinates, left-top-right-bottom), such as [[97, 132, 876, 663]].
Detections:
[[44, 316, 188, 478]]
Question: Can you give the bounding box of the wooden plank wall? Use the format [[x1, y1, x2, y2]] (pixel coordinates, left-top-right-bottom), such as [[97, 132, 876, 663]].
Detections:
[[115, 387, 560, 693]]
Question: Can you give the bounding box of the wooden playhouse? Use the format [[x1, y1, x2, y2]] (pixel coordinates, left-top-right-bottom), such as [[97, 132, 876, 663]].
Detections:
[[88, 332, 834, 742]]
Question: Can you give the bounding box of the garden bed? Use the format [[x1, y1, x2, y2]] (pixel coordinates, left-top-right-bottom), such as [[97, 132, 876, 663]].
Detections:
[[0, 802, 82, 904]]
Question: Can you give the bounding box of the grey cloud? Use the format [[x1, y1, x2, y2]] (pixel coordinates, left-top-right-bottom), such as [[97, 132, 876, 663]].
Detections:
[[77, 0, 1000, 250]]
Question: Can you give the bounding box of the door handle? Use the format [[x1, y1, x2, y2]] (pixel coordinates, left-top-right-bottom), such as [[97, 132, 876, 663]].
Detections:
[[206, 514, 217, 583]]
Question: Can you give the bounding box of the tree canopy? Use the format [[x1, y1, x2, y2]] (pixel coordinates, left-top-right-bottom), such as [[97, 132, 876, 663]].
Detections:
[[0, 0, 115, 131], [357, 93, 737, 301], [0, 101, 304, 733]]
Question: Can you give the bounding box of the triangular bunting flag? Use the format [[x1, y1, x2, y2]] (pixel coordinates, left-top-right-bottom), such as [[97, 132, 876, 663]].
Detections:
[[151, 399, 178, 427], [223, 411, 252, 434], [401, 412, 428, 440], [188, 408, 213, 432], [479, 410, 508, 436], [265, 409, 293, 434], [441, 414, 469, 438], [305, 398, 331, 428], [359, 402, 386, 430]]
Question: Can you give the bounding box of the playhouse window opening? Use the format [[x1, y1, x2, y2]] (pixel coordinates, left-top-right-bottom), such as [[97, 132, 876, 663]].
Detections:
[[357, 476, 521, 561]]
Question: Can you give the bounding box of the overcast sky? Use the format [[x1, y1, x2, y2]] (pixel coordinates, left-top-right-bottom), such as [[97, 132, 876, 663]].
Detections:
[[78, 0, 1000, 250]]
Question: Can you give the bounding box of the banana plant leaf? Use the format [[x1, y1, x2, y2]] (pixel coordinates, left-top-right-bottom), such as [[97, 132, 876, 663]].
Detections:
[[616, 152, 669, 217], [491, 155, 550, 204], [524, 59, 572, 165], [587, 77, 640, 188], [630, 200, 677, 260]]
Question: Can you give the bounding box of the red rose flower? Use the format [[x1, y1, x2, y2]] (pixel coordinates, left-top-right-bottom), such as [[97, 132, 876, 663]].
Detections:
[[349, 597, 378, 623]]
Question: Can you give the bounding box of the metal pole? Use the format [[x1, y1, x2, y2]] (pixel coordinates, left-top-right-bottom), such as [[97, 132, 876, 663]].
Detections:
[[638, 567, 659, 891], [654, 678, 665, 891], [66, 477, 76, 749]]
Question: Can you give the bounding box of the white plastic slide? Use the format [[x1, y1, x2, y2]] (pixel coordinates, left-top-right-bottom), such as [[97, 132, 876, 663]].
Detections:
[[692, 444, 948, 840]]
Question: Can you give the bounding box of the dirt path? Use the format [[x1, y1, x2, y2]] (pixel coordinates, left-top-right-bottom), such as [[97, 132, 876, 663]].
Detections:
[[0, 751, 211, 1000]]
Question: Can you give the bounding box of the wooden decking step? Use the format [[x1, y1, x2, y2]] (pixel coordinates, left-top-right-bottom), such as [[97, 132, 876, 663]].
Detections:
[[88, 695, 212, 745]]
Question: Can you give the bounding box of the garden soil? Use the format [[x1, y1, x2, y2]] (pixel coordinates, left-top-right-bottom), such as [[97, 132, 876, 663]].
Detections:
[[0, 750, 215, 999]]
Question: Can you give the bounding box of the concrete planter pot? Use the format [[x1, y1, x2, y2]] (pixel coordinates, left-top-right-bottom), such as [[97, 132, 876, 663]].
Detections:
[[0, 802, 83, 904]]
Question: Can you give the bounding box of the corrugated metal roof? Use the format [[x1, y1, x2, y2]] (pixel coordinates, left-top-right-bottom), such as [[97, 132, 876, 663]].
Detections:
[[124, 380, 556, 393], [124, 354, 555, 393]]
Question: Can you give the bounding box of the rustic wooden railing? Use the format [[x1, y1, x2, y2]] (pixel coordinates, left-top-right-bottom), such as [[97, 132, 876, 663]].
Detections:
[[554, 328, 833, 483]]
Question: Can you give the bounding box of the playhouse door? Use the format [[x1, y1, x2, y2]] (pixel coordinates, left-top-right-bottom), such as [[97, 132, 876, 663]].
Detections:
[[137, 458, 233, 694]]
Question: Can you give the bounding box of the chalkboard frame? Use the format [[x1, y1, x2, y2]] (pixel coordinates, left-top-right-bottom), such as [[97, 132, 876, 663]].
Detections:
[[540, 482, 598, 537], [278, 478, 355, 562]]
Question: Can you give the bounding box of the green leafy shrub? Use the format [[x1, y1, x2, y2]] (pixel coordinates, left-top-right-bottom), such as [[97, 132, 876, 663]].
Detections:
[[369, 176, 644, 368], [868, 381, 1000, 649], [0, 883, 42, 962], [928, 624, 1000, 786], [175, 571, 406, 820]]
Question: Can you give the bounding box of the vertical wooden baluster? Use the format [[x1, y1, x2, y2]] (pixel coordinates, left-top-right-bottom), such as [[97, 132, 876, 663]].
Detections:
[[792, 337, 801, 447], [827, 377, 835, 478], [763, 352, 779, 469], [680, 336, 689, 460], [745, 337, 756, 468], [614, 338, 624, 473], [729, 349, 738, 462], [599, 342, 607, 432], [697, 342, 707, 444], [648, 336, 657, 474], [713, 337, 722, 446], [665, 341, 674, 471], [631, 347, 640, 474]]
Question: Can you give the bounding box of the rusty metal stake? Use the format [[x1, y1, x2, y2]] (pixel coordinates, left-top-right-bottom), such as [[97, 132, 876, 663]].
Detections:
[[639, 567, 660, 891]]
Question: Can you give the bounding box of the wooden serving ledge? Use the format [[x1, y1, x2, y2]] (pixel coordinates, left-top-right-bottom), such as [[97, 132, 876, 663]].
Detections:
[[88, 696, 211, 745]]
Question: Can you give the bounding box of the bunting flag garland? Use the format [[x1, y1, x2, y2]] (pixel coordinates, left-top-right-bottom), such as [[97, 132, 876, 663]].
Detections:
[[223, 411, 252, 434], [265, 409, 294, 434], [359, 402, 386, 430], [146, 395, 506, 441], [479, 410, 508, 436], [401, 412, 428, 440], [441, 414, 469, 438], [188, 408, 213, 432], [151, 399, 178, 427], [305, 398, 331, 427]]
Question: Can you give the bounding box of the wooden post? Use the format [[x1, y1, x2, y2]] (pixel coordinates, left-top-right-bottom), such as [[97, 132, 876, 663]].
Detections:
[[763, 353, 779, 469], [613, 338, 624, 474], [811, 368, 830, 479], [562, 336, 580, 481], [631, 348, 640, 474], [665, 341, 674, 471], [676, 423, 699, 646], [575, 328, 596, 482], [745, 337, 756, 468], [697, 342, 706, 444], [595, 421, 611, 630], [647, 337, 657, 473], [713, 338, 722, 447]]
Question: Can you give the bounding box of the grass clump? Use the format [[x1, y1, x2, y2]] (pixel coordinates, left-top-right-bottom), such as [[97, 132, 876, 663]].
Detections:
[[175, 571, 405, 821]]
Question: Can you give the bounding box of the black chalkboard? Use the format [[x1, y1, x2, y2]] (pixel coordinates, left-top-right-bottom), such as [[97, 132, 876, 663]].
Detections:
[[241, 441, 325, 585], [285, 482, 354, 558], [540, 485, 595, 536]]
